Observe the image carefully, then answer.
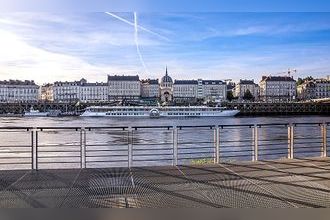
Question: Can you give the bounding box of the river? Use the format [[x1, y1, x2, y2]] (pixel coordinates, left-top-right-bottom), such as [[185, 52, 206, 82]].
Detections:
[[0, 115, 329, 169]]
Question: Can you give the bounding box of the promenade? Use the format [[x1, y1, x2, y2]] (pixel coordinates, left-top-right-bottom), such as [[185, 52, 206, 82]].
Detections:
[[1, 157, 330, 208]]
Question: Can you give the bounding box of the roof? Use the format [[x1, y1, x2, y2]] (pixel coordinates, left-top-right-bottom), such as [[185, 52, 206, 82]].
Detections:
[[161, 67, 173, 84], [261, 76, 296, 82], [202, 80, 225, 85], [0, 80, 37, 86], [174, 80, 198, 85], [108, 75, 140, 81], [81, 82, 108, 87], [239, 79, 256, 85], [141, 79, 159, 85]]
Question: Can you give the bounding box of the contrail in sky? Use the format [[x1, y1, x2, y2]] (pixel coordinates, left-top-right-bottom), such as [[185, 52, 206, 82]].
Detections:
[[134, 12, 149, 75], [104, 12, 169, 41]]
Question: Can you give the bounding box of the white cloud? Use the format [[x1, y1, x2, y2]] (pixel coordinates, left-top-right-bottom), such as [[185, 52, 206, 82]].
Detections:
[[0, 30, 138, 83]]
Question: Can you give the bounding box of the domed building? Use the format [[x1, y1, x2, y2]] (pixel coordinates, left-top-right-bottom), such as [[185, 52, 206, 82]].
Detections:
[[160, 67, 173, 103]]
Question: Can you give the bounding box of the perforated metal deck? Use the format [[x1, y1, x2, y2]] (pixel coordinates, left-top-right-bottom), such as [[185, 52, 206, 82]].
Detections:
[[1, 157, 330, 208]]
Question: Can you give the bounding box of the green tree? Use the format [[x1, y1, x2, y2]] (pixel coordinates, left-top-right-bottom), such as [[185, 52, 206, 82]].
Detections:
[[227, 91, 234, 101], [297, 77, 303, 86], [243, 89, 254, 101]]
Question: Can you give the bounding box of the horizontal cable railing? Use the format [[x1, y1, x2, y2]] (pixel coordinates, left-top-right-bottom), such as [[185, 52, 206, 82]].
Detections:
[[0, 122, 328, 170]]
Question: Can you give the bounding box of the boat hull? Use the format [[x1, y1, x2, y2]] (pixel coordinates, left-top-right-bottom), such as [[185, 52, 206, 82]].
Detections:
[[80, 110, 240, 117]]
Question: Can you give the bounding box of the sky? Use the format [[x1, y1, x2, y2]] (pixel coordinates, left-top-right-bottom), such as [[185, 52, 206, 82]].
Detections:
[[0, 12, 330, 84]]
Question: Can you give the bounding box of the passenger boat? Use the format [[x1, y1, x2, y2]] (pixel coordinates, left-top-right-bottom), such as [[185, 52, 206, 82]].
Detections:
[[80, 106, 239, 118], [24, 108, 49, 117]]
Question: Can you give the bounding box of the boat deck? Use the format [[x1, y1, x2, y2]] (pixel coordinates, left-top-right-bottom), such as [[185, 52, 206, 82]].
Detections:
[[1, 157, 330, 208]]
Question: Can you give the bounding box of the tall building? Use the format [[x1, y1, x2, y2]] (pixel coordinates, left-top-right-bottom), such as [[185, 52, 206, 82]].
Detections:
[[297, 79, 330, 100], [0, 80, 39, 103], [160, 67, 173, 103], [141, 79, 160, 99], [259, 76, 296, 102], [173, 80, 198, 102], [235, 79, 259, 100], [202, 80, 227, 102], [108, 75, 141, 102]]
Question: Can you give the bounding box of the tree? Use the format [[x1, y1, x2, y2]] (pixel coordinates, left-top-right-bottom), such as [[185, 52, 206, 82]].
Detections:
[[243, 89, 254, 101], [297, 78, 304, 86], [227, 91, 234, 101]]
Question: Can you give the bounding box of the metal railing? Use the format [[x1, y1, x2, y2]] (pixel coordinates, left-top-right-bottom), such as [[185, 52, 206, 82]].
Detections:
[[0, 122, 328, 170]]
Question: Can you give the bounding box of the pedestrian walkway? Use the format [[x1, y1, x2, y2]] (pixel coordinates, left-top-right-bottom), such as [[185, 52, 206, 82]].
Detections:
[[0, 157, 330, 207]]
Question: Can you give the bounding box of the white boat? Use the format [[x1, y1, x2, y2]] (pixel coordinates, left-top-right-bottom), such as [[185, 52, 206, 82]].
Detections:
[[24, 108, 49, 117], [80, 106, 240, 118]]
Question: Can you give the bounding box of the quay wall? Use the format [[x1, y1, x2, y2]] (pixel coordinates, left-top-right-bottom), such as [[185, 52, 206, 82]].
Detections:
[[0, 101, 329, 116]]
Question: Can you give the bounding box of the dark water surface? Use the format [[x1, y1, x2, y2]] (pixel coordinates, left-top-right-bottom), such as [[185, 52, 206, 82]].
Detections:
[[0, 115, 329, 127]]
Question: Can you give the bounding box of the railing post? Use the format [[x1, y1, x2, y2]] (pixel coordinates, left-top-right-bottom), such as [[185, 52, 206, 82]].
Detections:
[[214, 126, 220, 164], [80, 127, 86, 169], [288, 124, 294, 159], [32, 128, 39, 171], [31, 128, 34, 170], [253, 125, 258, 161], [173, 126, 178, 166], [321, 123, 327, 157], [128, 127, 133, 168]]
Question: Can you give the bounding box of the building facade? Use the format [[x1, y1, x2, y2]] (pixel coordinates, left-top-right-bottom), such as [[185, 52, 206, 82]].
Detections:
[[40, 83, 54, 102], [141, 79, 160, 98], [173, 80, 198, 102], [80, 82, 108, 103], [0, 80, 39, 103], [202, 80, 227, 102], [297, 79, 330, 100], [53, 79, 84, 102], [259, 76, 297, 102], [160, 67, 173, 103], [53, 78, 109, 103], [235, 79, 259, 100], [108, 75, 141, 102]]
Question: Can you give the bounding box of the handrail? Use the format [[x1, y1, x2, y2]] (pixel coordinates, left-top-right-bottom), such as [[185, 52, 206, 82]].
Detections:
[[0, 122, 328, 170]]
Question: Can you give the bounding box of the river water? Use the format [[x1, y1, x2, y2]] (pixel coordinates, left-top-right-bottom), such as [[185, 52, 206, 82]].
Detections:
[[0, 115, 329, 169], [0, 115, 329, 127]]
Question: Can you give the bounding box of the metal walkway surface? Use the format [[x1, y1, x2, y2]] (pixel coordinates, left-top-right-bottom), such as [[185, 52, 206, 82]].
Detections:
[[1, 157, 330, 208]]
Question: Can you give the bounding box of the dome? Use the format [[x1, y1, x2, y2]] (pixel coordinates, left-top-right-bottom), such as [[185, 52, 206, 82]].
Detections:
[[161, 67, 173, 84]]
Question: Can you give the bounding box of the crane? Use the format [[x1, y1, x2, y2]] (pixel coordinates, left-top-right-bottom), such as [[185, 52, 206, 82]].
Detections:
[[266, 68, 297, 78], [275, 68, 297, 77]]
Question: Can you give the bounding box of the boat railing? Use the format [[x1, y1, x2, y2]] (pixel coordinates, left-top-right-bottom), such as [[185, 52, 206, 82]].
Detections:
[[0, 122, 328, 170]]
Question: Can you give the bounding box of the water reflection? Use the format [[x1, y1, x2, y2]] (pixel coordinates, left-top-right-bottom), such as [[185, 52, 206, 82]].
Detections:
[[0, 116, 329, 169]]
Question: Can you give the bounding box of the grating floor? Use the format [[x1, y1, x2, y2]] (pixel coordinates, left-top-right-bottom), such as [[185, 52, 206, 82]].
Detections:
[[0, 157, 330, 208]]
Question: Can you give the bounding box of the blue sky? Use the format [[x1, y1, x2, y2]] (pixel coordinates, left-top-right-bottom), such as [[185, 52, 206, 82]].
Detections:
[[0, 12, 330, 83]]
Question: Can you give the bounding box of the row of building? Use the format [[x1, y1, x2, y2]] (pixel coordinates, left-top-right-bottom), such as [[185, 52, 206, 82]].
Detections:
[[0, 69, 329, 103], [42, 68, 227, 103]]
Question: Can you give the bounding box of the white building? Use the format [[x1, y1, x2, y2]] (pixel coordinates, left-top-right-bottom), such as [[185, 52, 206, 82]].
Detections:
[[235, 79, 259, 100], [108, 75, 141, 102], [202, 80, 227, 102], [173, 79, 227, 103], [53, 78, 109, 103], [173, 80, 198, 102], [259, 76, 297, 102], [0, 80, 39, 103], [80, 82, 108, 103], [53, 79, 84, 102], [141, 79, 160, 98], [297, 79, 330, 100]]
